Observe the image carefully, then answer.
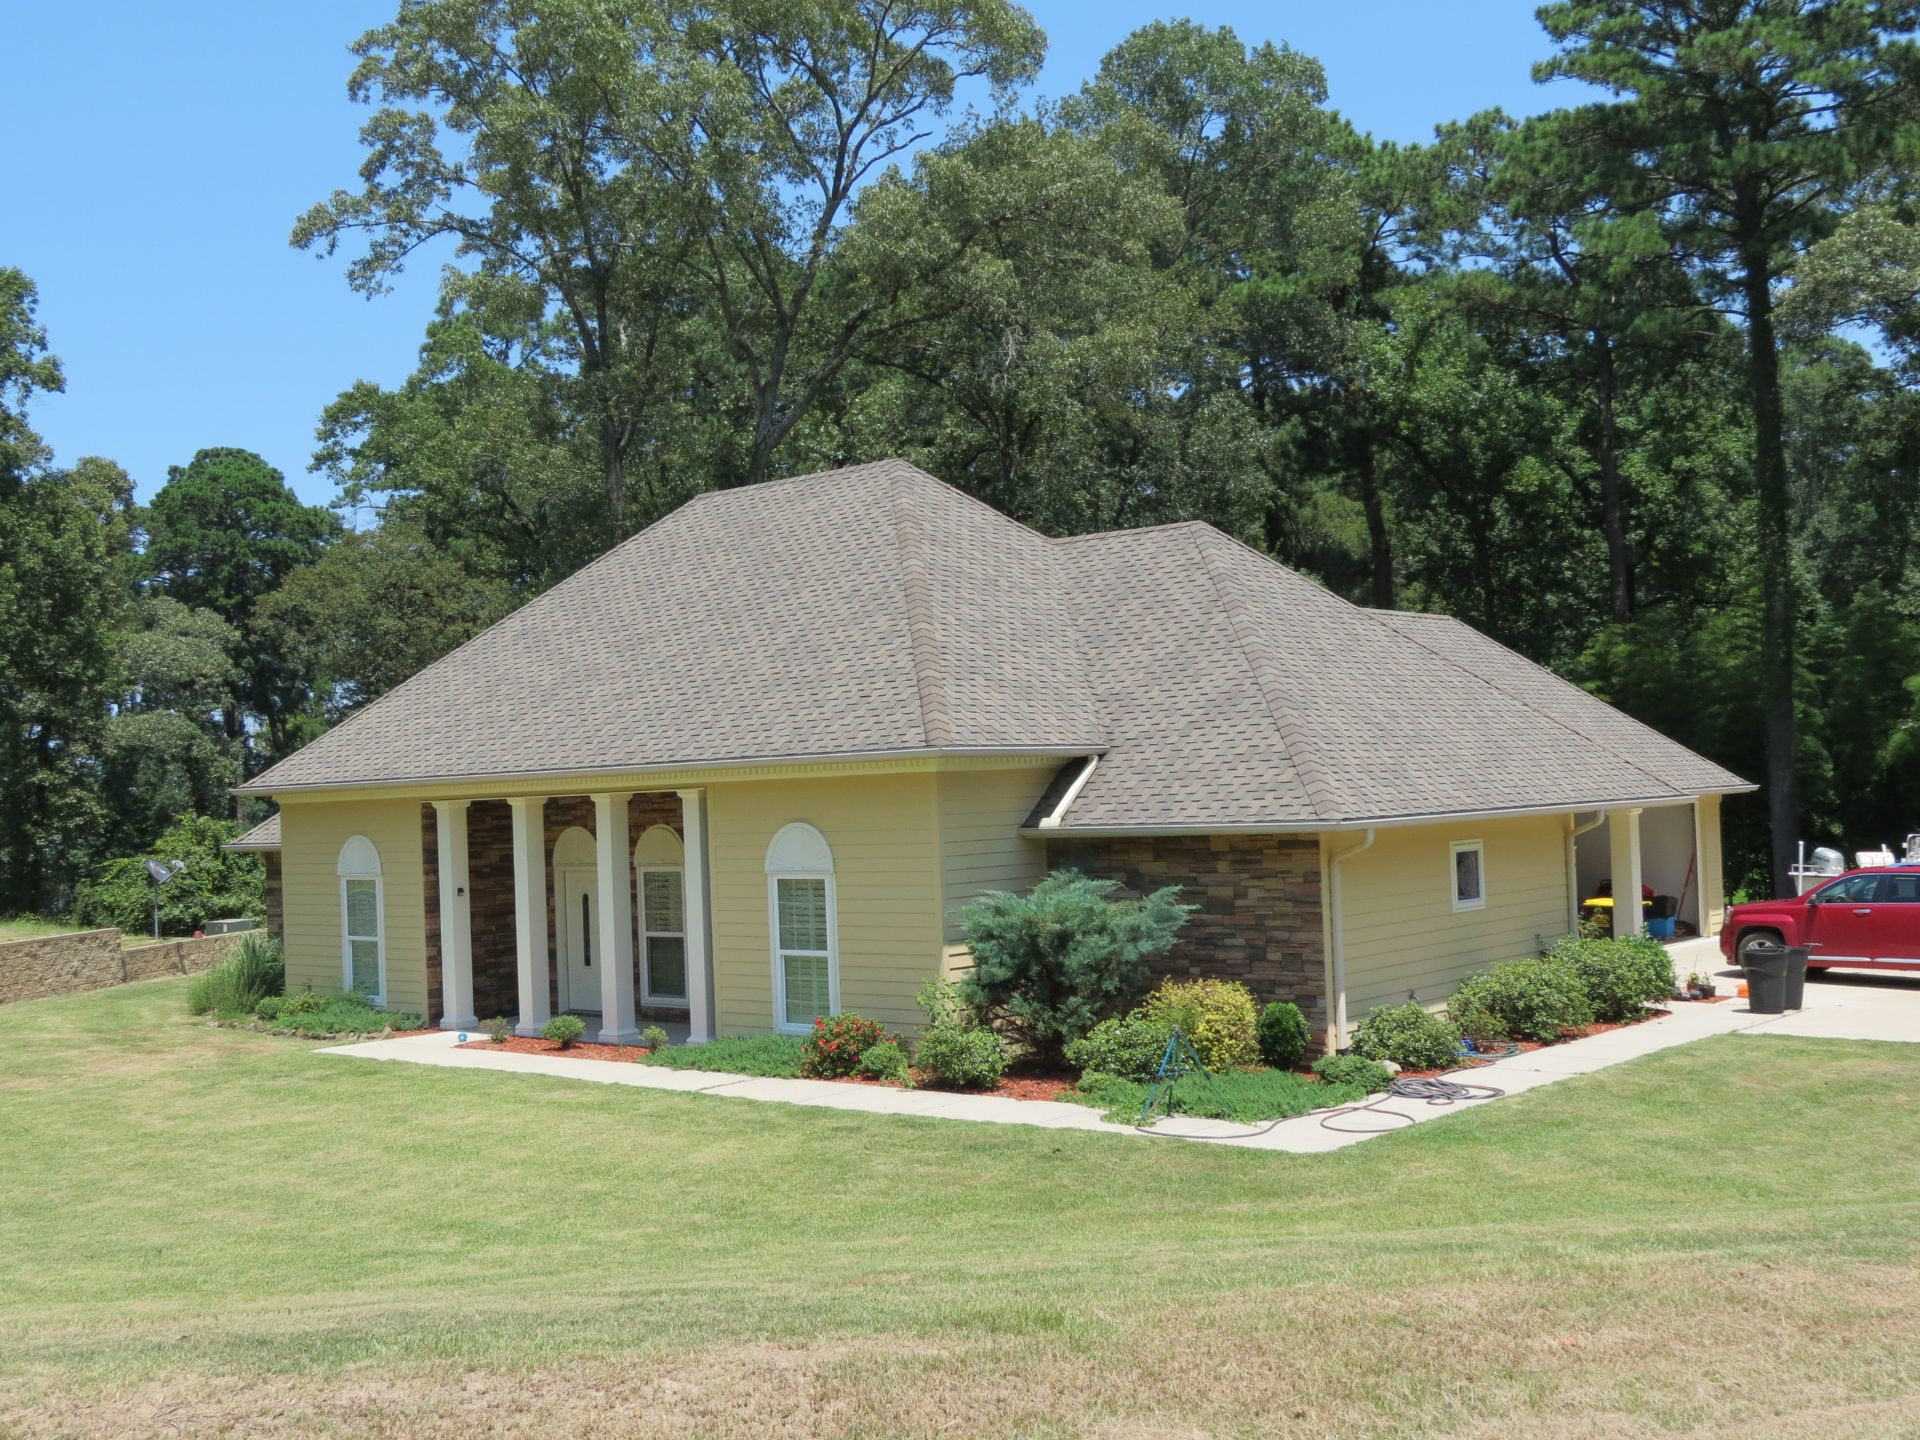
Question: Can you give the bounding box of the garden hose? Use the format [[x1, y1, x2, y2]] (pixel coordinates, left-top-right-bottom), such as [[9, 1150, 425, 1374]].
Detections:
[[1128, 1064, 1507, 1141], [1315, 1073, 1507, 1134]]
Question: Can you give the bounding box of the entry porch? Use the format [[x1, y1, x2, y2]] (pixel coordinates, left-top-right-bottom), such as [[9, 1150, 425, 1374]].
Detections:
[[424, 789, 715, 1044]]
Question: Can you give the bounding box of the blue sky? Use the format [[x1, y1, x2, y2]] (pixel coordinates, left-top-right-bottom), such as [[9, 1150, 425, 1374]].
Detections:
[[2, 1, 1583, 509]]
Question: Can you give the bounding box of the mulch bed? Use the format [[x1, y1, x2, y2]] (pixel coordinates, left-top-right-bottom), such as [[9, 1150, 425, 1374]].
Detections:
[[830, 1068, 1080, 1101], [459, 1036, 652, 1063], [980, 1073, 1077, 1102]]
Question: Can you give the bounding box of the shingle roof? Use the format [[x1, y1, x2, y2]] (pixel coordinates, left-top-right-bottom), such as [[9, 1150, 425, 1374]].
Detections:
[[243, 460, 1750, 823], [225, 814, 281, 850], [242, 461, 1103, 793]]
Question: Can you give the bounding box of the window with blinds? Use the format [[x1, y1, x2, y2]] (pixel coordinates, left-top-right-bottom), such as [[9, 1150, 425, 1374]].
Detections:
[[775, 875, 831, 1028], [641, 868, 687, 1002], [342, 879, 383, 999]]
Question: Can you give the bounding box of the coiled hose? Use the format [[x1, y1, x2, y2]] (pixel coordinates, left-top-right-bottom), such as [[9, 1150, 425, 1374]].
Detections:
[[1316, 1071, 1506, 1133]]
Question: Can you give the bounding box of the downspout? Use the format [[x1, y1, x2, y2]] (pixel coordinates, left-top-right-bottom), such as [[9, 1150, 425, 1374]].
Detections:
[[1327, 827, 1377, 1051], [1568, 812, 1605, 934]]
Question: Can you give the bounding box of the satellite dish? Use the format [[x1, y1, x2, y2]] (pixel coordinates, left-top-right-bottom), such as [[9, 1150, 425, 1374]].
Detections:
[[145, 859, 186, 886]]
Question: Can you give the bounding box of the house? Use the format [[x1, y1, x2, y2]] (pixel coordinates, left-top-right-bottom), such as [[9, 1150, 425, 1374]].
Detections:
[[230, 459, 1751, 1049]]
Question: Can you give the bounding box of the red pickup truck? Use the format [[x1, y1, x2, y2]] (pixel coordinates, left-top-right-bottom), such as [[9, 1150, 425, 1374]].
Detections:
[[1721, 864, 1920, 971]]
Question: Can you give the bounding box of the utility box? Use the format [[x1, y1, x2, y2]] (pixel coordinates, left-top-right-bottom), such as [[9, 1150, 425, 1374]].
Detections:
[[202, 918, 258, 936]]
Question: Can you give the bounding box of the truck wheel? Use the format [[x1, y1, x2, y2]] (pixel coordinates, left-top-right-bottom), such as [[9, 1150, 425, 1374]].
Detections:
[[1737, 929, 1783, 966]]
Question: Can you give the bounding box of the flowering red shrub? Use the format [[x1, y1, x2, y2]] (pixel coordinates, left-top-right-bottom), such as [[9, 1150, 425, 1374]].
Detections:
[[800, 1012, 893, 1078]]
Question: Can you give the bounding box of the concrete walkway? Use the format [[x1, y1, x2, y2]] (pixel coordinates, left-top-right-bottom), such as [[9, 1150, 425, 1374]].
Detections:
[[320, 939, 1920, 1154]]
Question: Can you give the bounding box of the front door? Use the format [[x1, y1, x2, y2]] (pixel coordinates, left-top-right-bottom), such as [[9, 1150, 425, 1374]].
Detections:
[[559, 865, 600, 1013]]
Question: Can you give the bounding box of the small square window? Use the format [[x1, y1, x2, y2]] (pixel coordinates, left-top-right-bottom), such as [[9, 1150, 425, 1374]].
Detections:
[[1451, 841, 1485, 912]]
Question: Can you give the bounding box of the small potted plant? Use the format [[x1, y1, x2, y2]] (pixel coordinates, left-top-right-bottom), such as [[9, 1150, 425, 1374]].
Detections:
[[1686, 972, 1718, 1001]]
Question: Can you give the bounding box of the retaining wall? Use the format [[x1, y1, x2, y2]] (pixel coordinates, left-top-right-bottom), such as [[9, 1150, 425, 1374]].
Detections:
[[0, 929, 246, 1006]]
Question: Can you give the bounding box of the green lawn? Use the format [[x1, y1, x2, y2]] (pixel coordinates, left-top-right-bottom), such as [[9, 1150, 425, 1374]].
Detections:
[[0, 916, 187, 950], [5, 981, 1920, 1439], [0, 915, 82, 943]]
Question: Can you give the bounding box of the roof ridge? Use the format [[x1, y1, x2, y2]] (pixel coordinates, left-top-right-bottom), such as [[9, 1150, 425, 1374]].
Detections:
[[1178, 526, 1696, 799], [1370, 609, 1686, 797], [1190, 528, 1341, 821], [1048, 519, 1217, 546], [889, 467, 956, 747]]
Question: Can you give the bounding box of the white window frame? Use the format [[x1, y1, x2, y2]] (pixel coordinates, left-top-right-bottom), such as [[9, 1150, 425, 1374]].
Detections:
[[765, 822, 838, 1034], [1450, 839, 1487, 913], [638, 864, 688, 1006], [337, 835, 386, 1005]]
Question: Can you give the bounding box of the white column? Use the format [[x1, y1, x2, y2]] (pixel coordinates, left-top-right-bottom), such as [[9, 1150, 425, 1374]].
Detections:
[[509, 797, 552, 1036], [677, 788, 714, 1043], [434, 800, 476, 1031], [593, 792, 639, 1043], [1608, 806, 1644, 941]]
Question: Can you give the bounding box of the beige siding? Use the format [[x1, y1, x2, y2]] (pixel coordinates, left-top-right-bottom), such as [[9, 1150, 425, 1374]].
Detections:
[[706, 772, 943, 1035], [278, 798, 429, 1015], [1698, 793, 1726, 936], [935, 764, 1053, 944], [1340, 813, 1572, 1017]]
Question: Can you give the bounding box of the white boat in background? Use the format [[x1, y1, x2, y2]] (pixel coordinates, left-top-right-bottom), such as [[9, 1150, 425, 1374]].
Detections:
[[1789, 834, 1920, 894]]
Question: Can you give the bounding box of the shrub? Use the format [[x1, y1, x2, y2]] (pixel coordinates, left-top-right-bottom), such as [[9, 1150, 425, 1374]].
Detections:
[[915, 1024, 1008, 1089], [954, 870, 1196, 1063], [542, 1015, 587, 1049], [911, 977, 1008, 1089], [637, 1034, 806, 1076], [1064, 1012, 1175, 1081], [484, 1017, 513, 1044], [75, 813, 267, 935], [253, 993, 422, 1037], [640, 1024, 670, 1052], [1256, 1001, 1313, 1070], [1448, 957, 1594, 1043], [254, 989, 322, 1022], [1138, 978, 1259, 1071], [185, 932, 283, 1016], [1068, 1065, 1380, 1126], [800, 1012, 892, 1078], [1350, 1002, 1460, 1070], [1313, 1053, 1392, 1091], [858, 1039, 911, 1083], [1448, 992, 1507, 1048], [1548, 934, 1674, 1022]]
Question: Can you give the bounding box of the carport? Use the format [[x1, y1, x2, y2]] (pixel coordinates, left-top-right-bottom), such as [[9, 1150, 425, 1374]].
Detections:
[[1572, 800, 1724, 940]]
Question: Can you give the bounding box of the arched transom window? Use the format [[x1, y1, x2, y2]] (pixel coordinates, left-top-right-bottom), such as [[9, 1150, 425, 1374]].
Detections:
[[337, 834, 385, 1004], [765, 822, 835, 1032]]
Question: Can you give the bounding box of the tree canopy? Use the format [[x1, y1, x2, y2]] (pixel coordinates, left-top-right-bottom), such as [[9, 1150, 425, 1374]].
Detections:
[[7, 3, 1920, 917]]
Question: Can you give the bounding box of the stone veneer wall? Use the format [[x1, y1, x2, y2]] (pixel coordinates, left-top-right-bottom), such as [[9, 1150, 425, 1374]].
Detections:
[[1043, 834, 1327, 1031], [0, 929, 247, 1008], [423, 793, 685, 1027]]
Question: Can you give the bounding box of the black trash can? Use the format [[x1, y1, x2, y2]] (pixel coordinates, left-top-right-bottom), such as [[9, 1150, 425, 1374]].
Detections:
[[1782, 944, 1811, 1011], [1741, 941, 1790, 1015]]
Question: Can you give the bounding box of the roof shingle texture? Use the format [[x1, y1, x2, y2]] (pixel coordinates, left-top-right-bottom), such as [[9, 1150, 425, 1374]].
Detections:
[[246, 460, 1748, 824], [246, 461, 1102, 792], [225, 814, 281, 850]]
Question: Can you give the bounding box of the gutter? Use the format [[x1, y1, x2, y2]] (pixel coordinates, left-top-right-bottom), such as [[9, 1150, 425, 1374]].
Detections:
[[1019, 789, 1750, 840], [237, 743, 1108, 799], [1327, 828, 1377, 1051]]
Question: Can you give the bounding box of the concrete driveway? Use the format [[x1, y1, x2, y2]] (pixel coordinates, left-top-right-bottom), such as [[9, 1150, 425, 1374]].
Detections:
[[1679, 934, 1920, 1044]]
